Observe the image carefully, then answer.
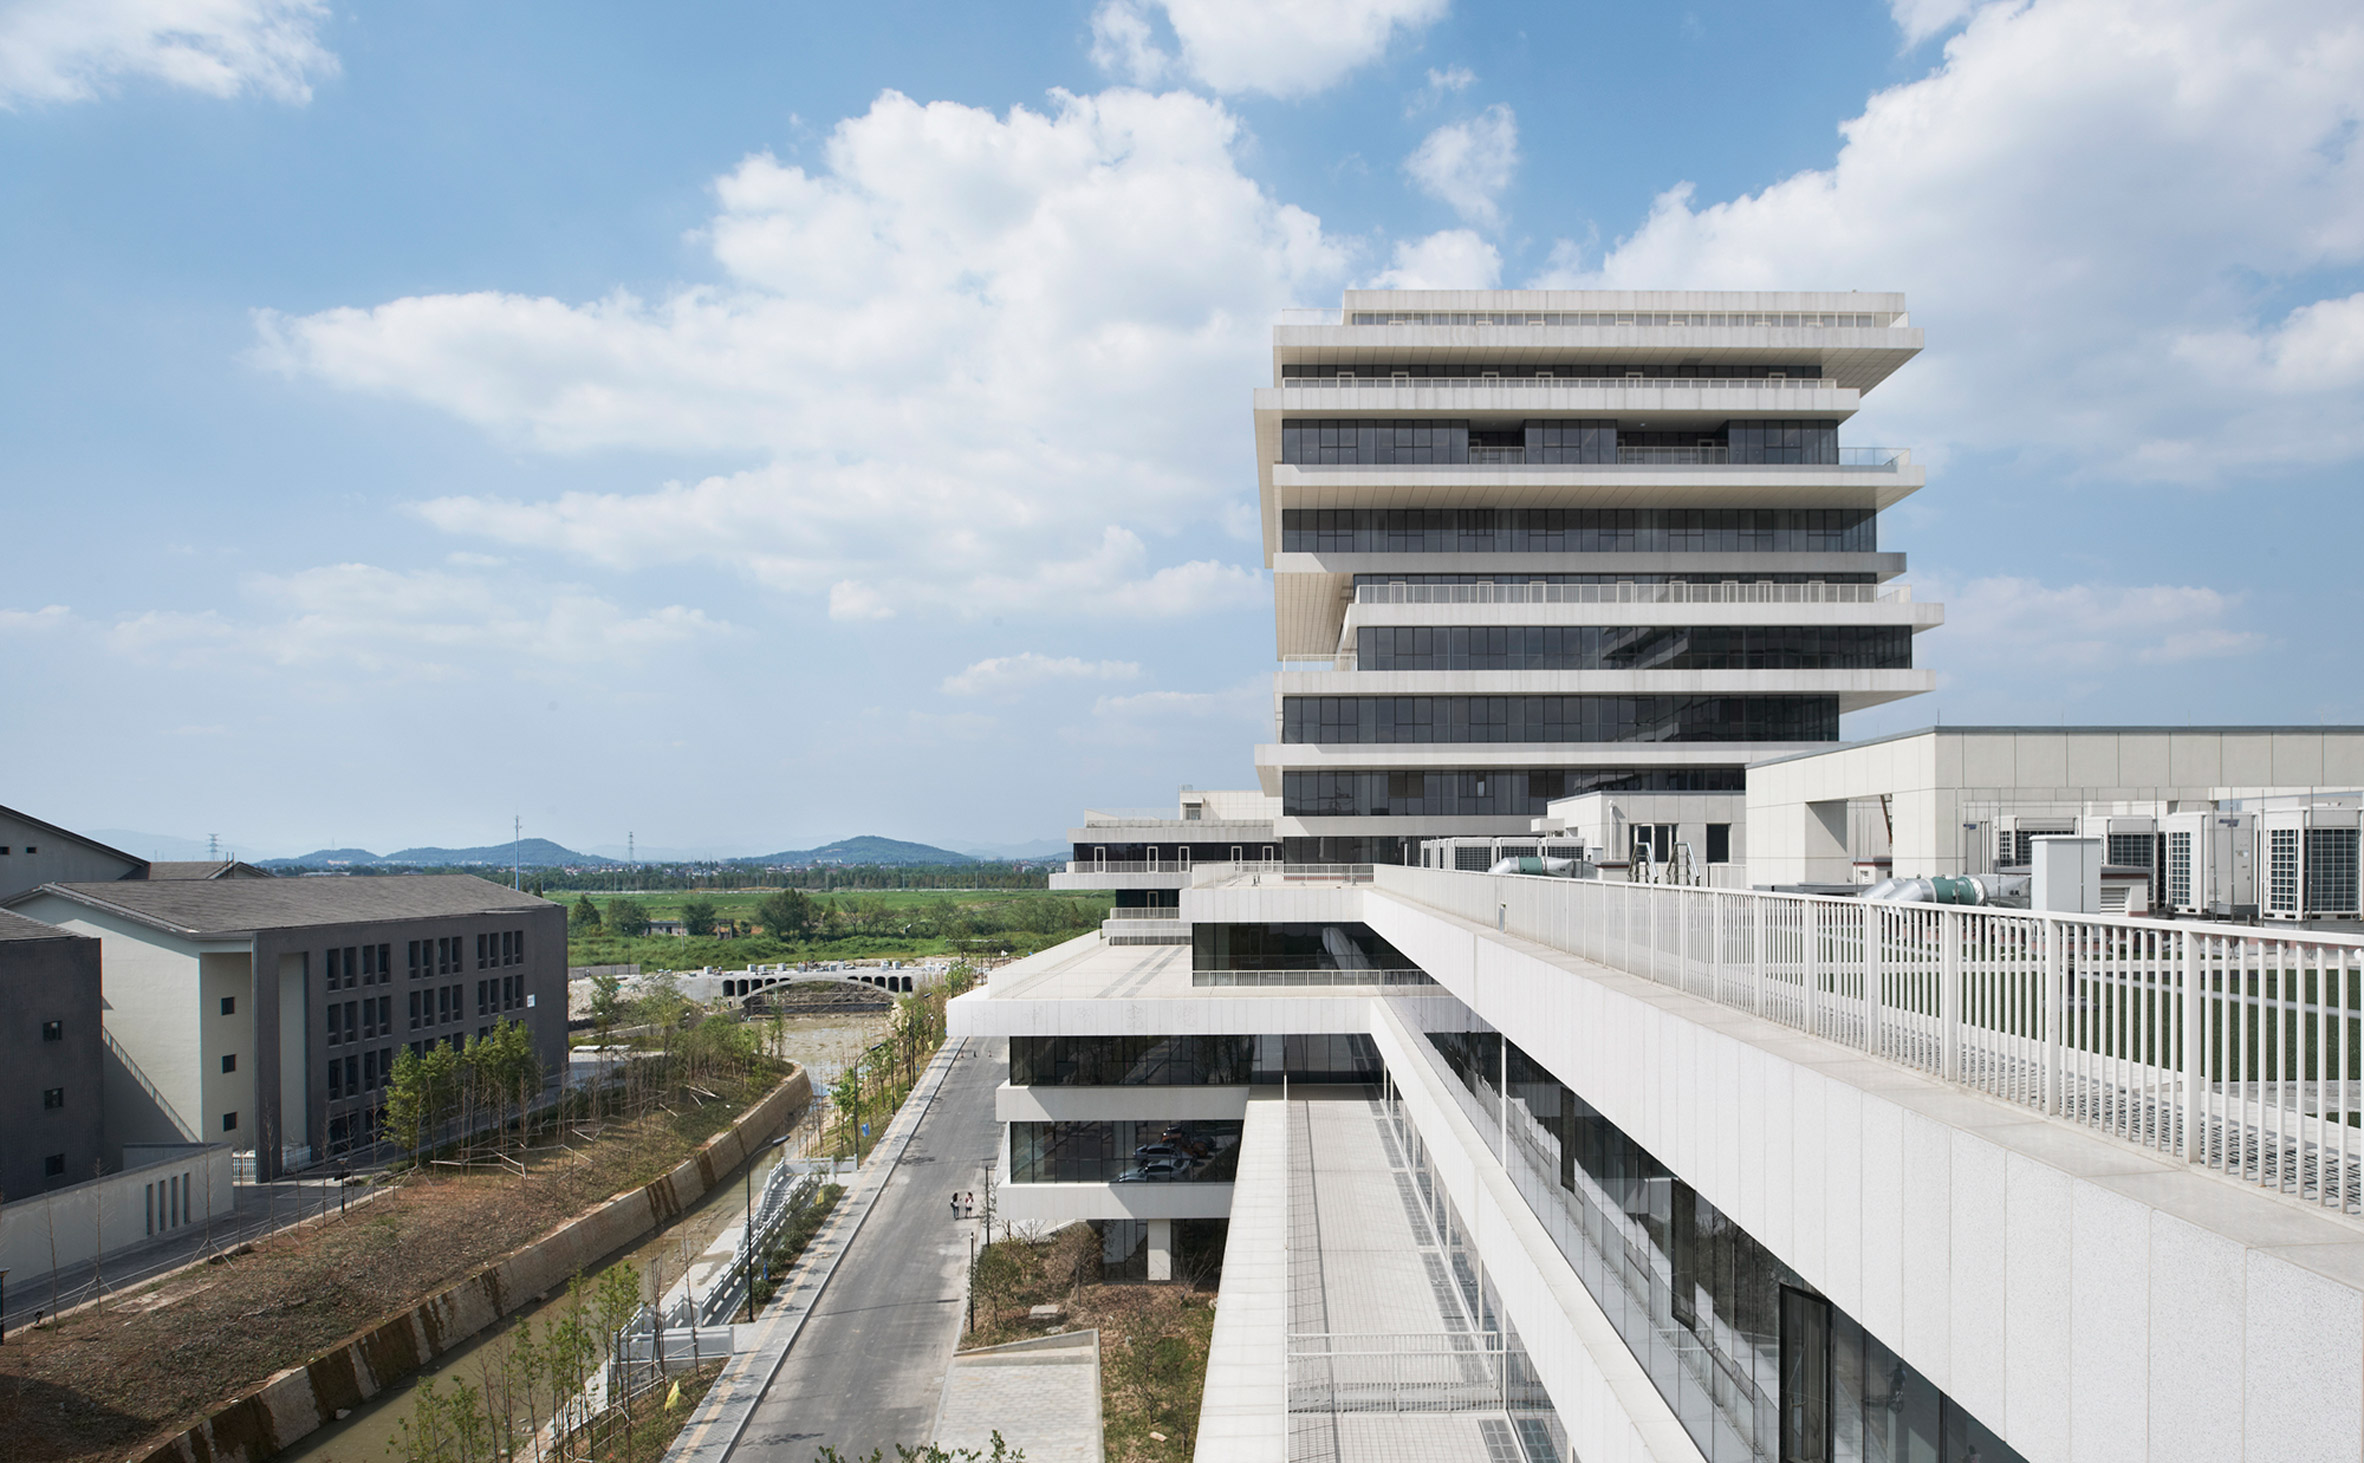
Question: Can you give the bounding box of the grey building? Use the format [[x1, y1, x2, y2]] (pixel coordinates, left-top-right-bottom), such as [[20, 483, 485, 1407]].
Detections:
[[6, 876, 565, 1178], [0, 908, 103, 1196], [0, 803, 146, 903]]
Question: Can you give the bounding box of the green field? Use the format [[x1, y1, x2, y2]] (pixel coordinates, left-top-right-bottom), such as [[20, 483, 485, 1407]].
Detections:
[[555, 885, 1117, 969]]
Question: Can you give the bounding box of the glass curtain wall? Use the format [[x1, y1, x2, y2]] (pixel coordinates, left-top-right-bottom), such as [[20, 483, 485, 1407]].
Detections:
[[1283, 767, 1743, 819], [1280, 695, 1841, 745], [1010, 1119, 1244, 1183], [1286, 508, 1875, 554], [1357, 625, 1911, 672], [1392, 994, 2022, 1463], [1008, 1032, 1384, 1086]]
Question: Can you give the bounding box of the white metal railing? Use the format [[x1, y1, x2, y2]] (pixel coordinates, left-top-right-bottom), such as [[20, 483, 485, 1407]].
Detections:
[[1351, 581, 1910, 607], [1288, 1331, 1505, 1413], [1373, 864, 2364, 1215], [1334, 310, 1897, 329], [1063, 860, 1200, 876], [1103, 906, 1184, 921], [1286, 447, 1909, 470], [1279, 374, 1852, 392], [1193, 862, 1371, 887]]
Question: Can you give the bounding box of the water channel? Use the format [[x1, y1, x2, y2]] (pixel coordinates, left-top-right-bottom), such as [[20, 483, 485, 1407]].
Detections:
[[279, 1014, 891, 1463]]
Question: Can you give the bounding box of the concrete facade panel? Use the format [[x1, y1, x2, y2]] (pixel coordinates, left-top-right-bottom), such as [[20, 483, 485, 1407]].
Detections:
[[2002, 1153, 2074, 1459], [2241, 1249, 2363, 1463], [2014, 733, 2070, 789], [2144, 1213, 2245, 1463], [2069, 1181, 2150, 1463], [1857, 1098, 1907, 1348], [2270, 732, 2326, 786], [1898, 1111, 1954, 1387], [1945, 1136, 2008, 1428], [2221, 734, 2273, 785]]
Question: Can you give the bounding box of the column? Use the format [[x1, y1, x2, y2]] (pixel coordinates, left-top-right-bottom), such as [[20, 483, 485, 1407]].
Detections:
[[1146, 1218, 1174, 1281]]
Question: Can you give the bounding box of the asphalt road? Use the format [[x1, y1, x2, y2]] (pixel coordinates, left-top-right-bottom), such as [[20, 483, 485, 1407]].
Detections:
[[736, 1036, 1006, 1462]]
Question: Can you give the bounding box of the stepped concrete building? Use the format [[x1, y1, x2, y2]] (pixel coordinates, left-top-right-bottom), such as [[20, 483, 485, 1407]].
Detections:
[[1255, 292, 1942, 875], [947, 292, 2364, 1463]]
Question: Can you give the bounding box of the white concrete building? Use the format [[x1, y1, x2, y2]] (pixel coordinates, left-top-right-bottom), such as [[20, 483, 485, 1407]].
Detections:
[[1254, 292, 1943, 869], [1047, 788, 1279, 943], [967, 292, 2364, 1463], [1745, 726, 2364, 916]]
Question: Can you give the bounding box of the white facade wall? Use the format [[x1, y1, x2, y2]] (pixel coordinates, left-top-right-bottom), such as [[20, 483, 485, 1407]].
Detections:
[[0, 1143, 234, 1284], [1332, 880, 2364, 1463], [1746, 727, 2364, 883]]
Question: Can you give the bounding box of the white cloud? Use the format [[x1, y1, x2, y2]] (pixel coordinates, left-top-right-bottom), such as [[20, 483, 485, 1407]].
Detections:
[[1889, 0, 1980, 45], [1931, 576, 2266, 670], [1536, 0, 2364, 485], [1088, 0, 1449, 98], [1371, 229, 1500, 289], [1404, 64, 1473, 115], [0, 0, 334, 108], [1404, 104, 1517, 227], [103, 565, 726, 677], [942, 652, 1142, 697], [1088, 0, 1169, 86], [0, 603, 71, 634], [265, 87, 1342, 621]]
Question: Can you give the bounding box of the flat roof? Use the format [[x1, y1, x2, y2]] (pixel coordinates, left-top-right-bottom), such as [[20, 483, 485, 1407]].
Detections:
[[1751, 724, 2364, 769], [9, 874, 553, 939]]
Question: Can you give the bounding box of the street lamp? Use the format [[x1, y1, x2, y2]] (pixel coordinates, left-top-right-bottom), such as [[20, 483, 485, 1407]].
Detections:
[[1, 1267, 9, 1345], [742, 1133, 795, 1323]]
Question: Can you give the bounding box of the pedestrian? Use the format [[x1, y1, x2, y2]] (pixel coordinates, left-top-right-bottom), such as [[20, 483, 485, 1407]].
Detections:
[[950, 1192, 960, 1220]]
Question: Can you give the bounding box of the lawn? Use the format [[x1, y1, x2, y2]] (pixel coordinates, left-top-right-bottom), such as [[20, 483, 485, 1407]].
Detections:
[[556, 887, 1114, 969]]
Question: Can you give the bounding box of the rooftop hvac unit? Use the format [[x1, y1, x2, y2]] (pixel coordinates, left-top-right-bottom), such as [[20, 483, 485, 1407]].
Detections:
[[1995, 815, 2078, 871], [2259, 807, 2362, 921], [2162, 810, 2257, 919]]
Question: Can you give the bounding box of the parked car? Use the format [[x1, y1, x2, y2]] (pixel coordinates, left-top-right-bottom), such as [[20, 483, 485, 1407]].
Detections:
[[1115, 1157, 1189, 1182]]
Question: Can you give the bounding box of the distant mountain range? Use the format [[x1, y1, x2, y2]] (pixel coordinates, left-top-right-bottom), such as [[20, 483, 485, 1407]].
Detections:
[[949, 838, 1069, 861], [747, 836, 978, 867], [257, 833, 1013, 870], [262, 838, 613, 870]]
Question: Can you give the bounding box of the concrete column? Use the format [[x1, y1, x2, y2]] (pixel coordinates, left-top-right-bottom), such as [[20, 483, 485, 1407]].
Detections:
[[1146, 1217, 1173, 1281]]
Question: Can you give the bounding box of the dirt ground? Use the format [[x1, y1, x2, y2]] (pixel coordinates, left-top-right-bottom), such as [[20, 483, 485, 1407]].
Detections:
[[0, 1072, 792, 1463]]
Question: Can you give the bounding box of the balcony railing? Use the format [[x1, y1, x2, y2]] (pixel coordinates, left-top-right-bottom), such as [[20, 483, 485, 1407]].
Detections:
[[1192, 967, 1435, 987], [1352, 581, 1912, 607], [1279, 374, 1850, 392], [1373, 864, 2364, 1215], [1062, 861, 1201, 876], [1298, 447, 1910, 470], [1103, 906, 1185, 920]]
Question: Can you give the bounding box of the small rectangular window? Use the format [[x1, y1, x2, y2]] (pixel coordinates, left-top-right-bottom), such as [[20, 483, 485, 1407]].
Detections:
[[41, 1019, 61, 1041], [43, 1086, 65, 1109], [44, 1153, 64, 1177], [328, 1061, 343, 1098], [220, 996, 236, 1016], [409, 990, 421, 1029], [221, 1053, 237, 1074], [223, 1111, 240, 1131]]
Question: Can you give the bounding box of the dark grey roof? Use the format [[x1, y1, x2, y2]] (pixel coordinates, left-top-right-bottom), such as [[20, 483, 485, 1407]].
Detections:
[[7, 874, 554, 938], [0, 802, 146, 872], [143, 861, 275, 881], [0, 908, 80, 943]]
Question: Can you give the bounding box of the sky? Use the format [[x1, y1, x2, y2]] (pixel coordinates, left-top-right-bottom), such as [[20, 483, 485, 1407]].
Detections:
[[2, 0, 2360, 859]]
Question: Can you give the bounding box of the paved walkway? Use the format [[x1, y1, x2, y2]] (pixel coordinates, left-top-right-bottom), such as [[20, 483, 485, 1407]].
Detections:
[[667, 1036, 1005, 1463], [934, 1330, 1104, 1462]]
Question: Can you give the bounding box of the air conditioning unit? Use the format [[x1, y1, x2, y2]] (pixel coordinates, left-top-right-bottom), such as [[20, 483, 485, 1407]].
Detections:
[[2258, 807, 2362, 921], [2162, 810, 2257, 919], [1995, 815, 2077, 870]]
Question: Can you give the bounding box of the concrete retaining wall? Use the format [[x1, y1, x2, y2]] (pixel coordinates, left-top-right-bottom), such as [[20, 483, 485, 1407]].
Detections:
[[134, 1067, 813, 1463]]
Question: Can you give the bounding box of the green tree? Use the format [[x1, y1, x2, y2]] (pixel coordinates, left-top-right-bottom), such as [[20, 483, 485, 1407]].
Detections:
[[588, 972, 627, 1045], [608, 898, 652, 937], [681, 898, 719, 938], [758, 888, 814, 941], [570, 894, 604, 931]]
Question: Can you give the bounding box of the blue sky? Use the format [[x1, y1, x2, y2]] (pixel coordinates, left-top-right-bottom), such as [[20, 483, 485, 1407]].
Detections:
[[2, 0, 2360, 859]]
